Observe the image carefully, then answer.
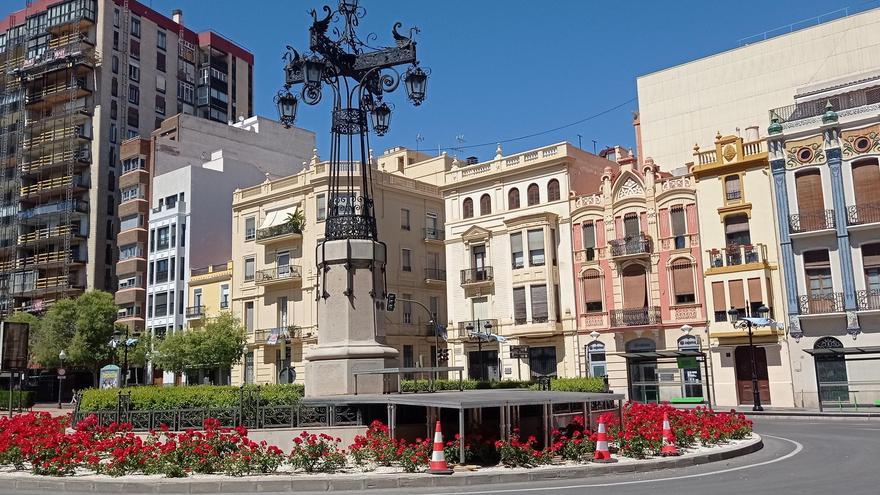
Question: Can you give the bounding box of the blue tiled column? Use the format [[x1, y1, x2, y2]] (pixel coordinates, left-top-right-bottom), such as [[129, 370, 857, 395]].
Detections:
[[771, 159, 800, 318], [826, 148, 858, 311]]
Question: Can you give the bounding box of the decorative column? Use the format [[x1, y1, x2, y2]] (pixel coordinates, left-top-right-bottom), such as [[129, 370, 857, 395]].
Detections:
[[769, 148, 801, 337]]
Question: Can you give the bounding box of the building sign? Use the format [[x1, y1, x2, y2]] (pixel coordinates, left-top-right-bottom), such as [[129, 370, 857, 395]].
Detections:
[[677, 356, 698, 369], [0, 321, 30, 371], [509, 345, 529, 359], [100, 365, 121, 389], [677, 334, 699, 350]]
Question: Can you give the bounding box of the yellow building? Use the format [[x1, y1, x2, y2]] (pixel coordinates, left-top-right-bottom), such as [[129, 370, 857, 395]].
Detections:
[[186, 261, 233, 327], [690, 131, 794, 407]]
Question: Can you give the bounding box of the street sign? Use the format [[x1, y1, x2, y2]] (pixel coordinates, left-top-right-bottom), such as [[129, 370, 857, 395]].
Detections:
[[56, 368, 66, 376], [510, 345, 529, 359]]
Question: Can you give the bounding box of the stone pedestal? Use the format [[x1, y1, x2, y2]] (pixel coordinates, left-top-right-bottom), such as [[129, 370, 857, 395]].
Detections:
[[305, 239, 399, 396]]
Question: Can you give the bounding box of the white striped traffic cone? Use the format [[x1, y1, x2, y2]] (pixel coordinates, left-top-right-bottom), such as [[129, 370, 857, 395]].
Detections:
[[428, 420, 454, 475], [660, 412, 680, 456], [592, 417, 617, 463]]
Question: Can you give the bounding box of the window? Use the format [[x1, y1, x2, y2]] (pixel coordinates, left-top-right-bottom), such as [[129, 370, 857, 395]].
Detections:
[[128, 62, 140, 82], [131, 17, 141, 38], [316, 194, 326, 221], [583, 269, 603, 312], [429, 296, 440, 321], [112, 55, 118, 73], [582, 222, 596, 261], [510, 232, 524, 269], [527, 183, 540, 206], [401, 208, 410, 230], [220, 284, 230, 309], [147, 295, 153, 318], [178, 82, 194, 104], [154, 292, 167, 317], [804, 250, 833, 307], [277, 296, 288, 327], [426, 212, 439, 239], [180, 223, 186, 247], [120, 214, 141, 230], [402, 248, 412, 272], [795, 169, 826, 230], [712, 281, 727, 322], [113, 31, 118, 50], [245, 302, 254, 331], [121, 186, 140, 202], [244, 217, 256, 241], [170, 257, 175, 281], [155, 258, 169, 283], [157, 30, 167, 50], [402, 294, 413, 324], [724, 214, 751, 247], [180, 256, 185, 280], [671, 259, 696, 304], [479, 194, 491, 215], [170, 223, 176, 247], [122, 157, 145, 173], [156, 96, 166, 115], [244, 257, 255, 282], [547, 179, 561, 201], [462, 198, 474, 219], [113, 8, 119, 27], [588, 342, 607, 377], [110, 123, 117, 143], [157, 226, 170, 250], [623, 212, 640, 237], [530, 285, 548, 323], [671, 205, 687, 249], [724, 175, 741, 201], [192, 288, 203, 309], [528, 229, 545, 266], [513, 287, 527, 324], [852, 159, 880, 221], [118, 244, 140, 260], [149, 229, 155, 252], [128, 85, 139, 105], [508, 188, 520, 209], [130, 39, 140, 59], [119, 276, 139, 290]]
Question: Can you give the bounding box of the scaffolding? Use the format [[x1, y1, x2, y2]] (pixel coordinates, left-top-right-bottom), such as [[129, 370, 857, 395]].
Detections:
[[0, 0, 97, 315]]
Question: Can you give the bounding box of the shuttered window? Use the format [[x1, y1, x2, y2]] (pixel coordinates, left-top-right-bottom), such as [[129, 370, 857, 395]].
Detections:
[[622, 264, 647, 308], [530, 284, 548, 322], [748, 278, 763, 305], [582, 222, 596, 249], [528, 229, 545, 266], [795, 169, 824, 214], [583, 270, 603, 312], [671, 206, 686, 236], [548, 179, 561, 201], [508, 188, 520, 209], [852, 159, 880, 207], [671, 259, 695, 304], [510, 232, 524, 269], [462, 198, 473, 219], [862, 243, 880, 268], [527, 183, 540, 206], [712, 281, 727, 322], [479, 194, 491, 216], [724, 175, 742, 201], [804, 250, 833, 298], [724, 214, 751, 246], [624, 213, 640, 237], [729, 279, 745, 313], [513, 287, 527, 324]]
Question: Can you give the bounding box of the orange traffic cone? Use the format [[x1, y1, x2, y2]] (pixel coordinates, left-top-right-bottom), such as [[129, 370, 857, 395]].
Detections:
[[660, 412, 680, 456], [428, 421, 454, 475], [592, 417, 617, 463]]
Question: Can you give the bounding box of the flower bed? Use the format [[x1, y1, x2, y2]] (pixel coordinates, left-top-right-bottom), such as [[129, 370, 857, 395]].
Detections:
[[0, 403, 751, 478]]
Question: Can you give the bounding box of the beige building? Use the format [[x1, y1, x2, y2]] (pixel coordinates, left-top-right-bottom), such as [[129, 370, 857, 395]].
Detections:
[[637, 7, 880, 170], [442, 143, 613, 381], [187, 261, 232, 325], [690, 131, 794, 407], [230, 149, 448, 385]]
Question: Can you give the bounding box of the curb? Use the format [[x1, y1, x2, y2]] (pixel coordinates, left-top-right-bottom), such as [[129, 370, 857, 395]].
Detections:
[[744, 411, 880, 420], [6, 435, 763, 493]]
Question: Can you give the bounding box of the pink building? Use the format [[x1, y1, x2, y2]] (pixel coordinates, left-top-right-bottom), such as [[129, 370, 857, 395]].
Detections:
[[570, 148, 709, 403]]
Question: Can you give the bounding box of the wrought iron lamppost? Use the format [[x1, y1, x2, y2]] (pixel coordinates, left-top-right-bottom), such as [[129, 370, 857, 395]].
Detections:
[[465, 320, 493, 382], [727, 305, 772, 411], [57, 349, 66, 409]]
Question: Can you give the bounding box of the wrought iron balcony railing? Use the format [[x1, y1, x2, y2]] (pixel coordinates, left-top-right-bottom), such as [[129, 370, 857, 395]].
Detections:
[[609, 306, 661, 327], [455, 319, 500, 339], [424, 227, 444, 241], [253, 325, 304, 344], [708, 243, 765, 268], [609, 234, 651, 257], [255, 265, 303, 284], [424, 268, 446, 281], [789, 210, 835, 233], [460, 267, 493, 285], [798, 292, 844, 315], [856, 289, 880, 311], [256, 222, 302, 242], [846, 203, 880, 226], [185, 306, 205, 319]]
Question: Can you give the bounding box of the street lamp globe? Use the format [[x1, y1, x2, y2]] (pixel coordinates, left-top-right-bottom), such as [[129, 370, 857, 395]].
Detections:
[[370, 101, 392, 136], [589, 330, 600, 341], [680, 324, 693, 335], [275, 89, 298, 127], [727, 307, 740, 325], [58, 349, 66, 361], [483, 321, 493, 332], [757, 305, 770, 318], [112, 328, 123, 344], [404, 65, 428, 106], [465, 323, 474, 333], [303, 56, 325, 87]]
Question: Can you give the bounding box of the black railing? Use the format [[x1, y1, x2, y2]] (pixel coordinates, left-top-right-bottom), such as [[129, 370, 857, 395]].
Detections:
[[609, 306, 661, 327], [456, 319, 500, 337], [726, 191, 742, 201], [609, 234, 651, 257], [789, 210, 835, 233], [255, 265, 303, 283], [798, 292, 844, 315], [846, 203, 880, 226], [856, 289, 880, 311], [185, 305, 205, 319], [254, 325, 303, 344], [424, 268, 446, 281], [461, 267, 493, 284], [424, 227, 444, 241], [256, 222, 301, 241]]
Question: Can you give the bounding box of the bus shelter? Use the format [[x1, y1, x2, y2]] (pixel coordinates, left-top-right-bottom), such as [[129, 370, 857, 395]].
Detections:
[[619, 349, 712, 405]]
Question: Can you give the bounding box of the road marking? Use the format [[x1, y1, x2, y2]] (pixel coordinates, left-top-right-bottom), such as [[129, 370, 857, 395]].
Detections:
[[430, 435, 803, 495]]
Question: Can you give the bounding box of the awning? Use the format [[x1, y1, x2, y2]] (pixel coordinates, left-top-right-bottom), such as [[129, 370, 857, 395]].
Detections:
[[621, 350, 704, 359], [804, 345, 880, 356], [259, 205, 298, 230]]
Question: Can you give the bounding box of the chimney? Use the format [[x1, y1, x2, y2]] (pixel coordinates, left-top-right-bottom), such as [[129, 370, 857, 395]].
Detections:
[[172, 9, 183, 25]]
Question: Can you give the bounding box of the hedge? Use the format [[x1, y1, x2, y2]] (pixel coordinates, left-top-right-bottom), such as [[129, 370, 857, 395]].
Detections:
[[78, 384, 304, 412], [400, 377, 606, 393], [0, 390, 35, 410]]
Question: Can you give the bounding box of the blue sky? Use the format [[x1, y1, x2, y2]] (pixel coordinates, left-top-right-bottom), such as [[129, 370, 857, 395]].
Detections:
[[4, 0, 867, 159]]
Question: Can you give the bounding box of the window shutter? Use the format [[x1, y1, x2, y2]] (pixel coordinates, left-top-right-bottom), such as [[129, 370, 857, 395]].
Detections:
[[729, 279, 745, 309], [508, 189, 520, 209], [725, 214, 750, 234], [804, 249, 830, 268], [672, 260, 694, 296], [862, 244, 880, 267], [624, 213, 640, 237], [513, 287, 526, 321], [671, 207, 686, 236], [530, 285, 548, 321], [712, 281, 726, 312], [582, 222, 596, 249], [852, 160, 880, 207], [583, 270, 602, 304], [795, 170, 824, 214], [622, 265, 647, 308], [748, 277, 763, 304]]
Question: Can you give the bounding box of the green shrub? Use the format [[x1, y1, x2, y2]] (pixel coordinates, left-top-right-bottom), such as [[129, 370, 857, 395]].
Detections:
[[399, 377, 606, 394], [78, 384, 304, 412], [0, 390, 35, 410], [548, 377, 606, 393]]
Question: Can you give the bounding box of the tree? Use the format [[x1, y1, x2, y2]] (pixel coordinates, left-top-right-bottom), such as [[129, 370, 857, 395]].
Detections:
[[30, 300, 78, 368], [286, 210, 306, 234], [152, 313, 247, 376], [67, 291, 118, 384]]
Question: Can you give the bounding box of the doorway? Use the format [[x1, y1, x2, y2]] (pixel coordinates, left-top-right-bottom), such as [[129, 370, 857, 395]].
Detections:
[[468, 349, 498, 381], [734, 346, 771, 404], [528, 346, 558, 378]]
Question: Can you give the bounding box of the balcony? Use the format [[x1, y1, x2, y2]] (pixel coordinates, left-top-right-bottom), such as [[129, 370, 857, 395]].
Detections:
[[256, 222, 302, 244], [185, 306, 205, 319], [659, 234, 699, 251], [856, 289, 880, 312], [789, 210, 835, 234], [846, 203, 880, 227], [455, 319, 500, 340], [255, 265, 303, 287], [18, 200, 87, 221], [424, 268, 446, 286], [460, 267, 493, 287], [707, 244, 766, 270], [424, 228, 444, 242], [798, 293, 844, 315], [579, 311, 608, 330], [253, 325, 304, 345], [609, 234, 652, 258], [609, 306, 661, 327]]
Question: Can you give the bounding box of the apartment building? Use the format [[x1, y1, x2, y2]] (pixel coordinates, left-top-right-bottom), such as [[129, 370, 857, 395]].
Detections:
[[115, 114, 313, 337], [187, 261, 232, 325], [767, 71, 880, 408], [690, 131, 793, 407], [441, 143, 611, 382], [0, 0, 254, 316], [230, 149, 448, 385], [569, 147, 708, 402]]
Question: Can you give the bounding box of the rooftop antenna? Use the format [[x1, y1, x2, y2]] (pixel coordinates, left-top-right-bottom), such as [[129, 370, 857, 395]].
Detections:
[[452, 134, 465, 157], [416, 133, 424, 153], [592, 139, 598, 154], [577, 134, 583, 150]]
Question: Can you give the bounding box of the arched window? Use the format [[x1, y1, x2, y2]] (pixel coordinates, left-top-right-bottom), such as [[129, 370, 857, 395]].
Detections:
[[587, 341, 606, 377], [508, 188, 520, 210], [527, 183, 540, 206], [462, 198, 473, 219], [547, 179, 561, 202], [479, 194, 491, 216], [814, 336, 848, 403], [582, 269, 603, 312], [671, 258, 695, 304]]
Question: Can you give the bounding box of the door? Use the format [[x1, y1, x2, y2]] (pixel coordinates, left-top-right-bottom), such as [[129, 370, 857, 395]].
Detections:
[[628, 360, 659, 402], [472, 245, 486, 280], [277, 251, 290, 277], [468, 350, 497, 381], [734, 346, 771, 404], [529, 346, 558, 378], [795, 170, 825, 230]]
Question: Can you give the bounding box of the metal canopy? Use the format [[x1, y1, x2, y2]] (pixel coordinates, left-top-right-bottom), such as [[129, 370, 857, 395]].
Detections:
[[803, 345, 880, 356], [620, 350, 705, 359], [301, 389, 624, 410]]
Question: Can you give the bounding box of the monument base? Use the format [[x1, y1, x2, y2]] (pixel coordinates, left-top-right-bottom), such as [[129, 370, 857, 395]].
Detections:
[[305, 355, 398, 396]]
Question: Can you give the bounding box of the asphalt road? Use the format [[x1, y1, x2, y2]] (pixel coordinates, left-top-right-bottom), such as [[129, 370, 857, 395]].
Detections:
[[309, 418, 880, 495]]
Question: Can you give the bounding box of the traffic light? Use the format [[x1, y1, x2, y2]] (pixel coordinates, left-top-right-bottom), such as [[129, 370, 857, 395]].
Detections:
[[386, 292, 396, 312]]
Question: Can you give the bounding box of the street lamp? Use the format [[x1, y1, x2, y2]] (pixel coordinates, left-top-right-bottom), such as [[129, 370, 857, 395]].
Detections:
[[404, 64, 428, 106], [465, 320, 493, 381], [370, 101, 392, 136], [275, 89, 298, 128], [112, 328, 130, 388], [57, 350, 67, 409], [728, 305, 770, 411], [680, 324, 693, 335]]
